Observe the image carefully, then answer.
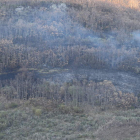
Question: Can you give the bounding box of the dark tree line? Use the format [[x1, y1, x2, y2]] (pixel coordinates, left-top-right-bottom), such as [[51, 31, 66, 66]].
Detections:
[[0, 71, 138, 109]]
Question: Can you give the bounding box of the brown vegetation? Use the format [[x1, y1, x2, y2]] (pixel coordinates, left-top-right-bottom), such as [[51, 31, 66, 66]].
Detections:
[[0, 0, 140, 110], [0, 1, 140, 140], [0, 71, 138, 109]]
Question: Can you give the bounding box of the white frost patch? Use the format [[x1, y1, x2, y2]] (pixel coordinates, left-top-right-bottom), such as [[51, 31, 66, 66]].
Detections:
[[15, 6, 24, 12], [51, 3, 67, 11], [132, 31, 140, 41], [58, 3, 67, 10]]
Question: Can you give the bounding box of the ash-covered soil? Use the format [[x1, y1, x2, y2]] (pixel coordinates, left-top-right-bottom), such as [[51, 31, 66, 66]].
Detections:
[[38, 68, 140, 95]]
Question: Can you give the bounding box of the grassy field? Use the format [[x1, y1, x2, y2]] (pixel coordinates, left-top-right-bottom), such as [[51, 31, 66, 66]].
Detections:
[[0, 96, 140, 140]]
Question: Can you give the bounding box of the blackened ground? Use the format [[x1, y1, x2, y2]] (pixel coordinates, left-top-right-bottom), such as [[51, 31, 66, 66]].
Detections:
[[37, 68, 140, 95]]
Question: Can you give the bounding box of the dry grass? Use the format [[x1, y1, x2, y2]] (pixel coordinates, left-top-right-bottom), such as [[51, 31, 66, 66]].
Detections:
[[0, 95, 140, 140], [95, 119, 140, 140]]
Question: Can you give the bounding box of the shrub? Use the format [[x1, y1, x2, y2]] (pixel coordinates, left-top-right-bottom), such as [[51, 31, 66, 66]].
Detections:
[[8, 102, 19, 109], [72, 106, 84, 113], [59, 104, 71, 114], [0, 133, 4, 139], [0, 123, 7, 131], [33, 108, 42, 116]]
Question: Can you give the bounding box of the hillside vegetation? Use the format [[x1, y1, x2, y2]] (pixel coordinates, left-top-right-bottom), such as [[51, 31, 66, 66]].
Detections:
[[1, 0, 140, 140], [1, 0, 140, 73], [0, 95, 140, 140]]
